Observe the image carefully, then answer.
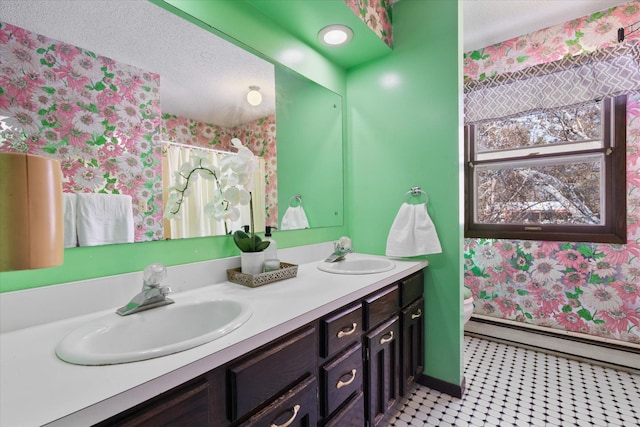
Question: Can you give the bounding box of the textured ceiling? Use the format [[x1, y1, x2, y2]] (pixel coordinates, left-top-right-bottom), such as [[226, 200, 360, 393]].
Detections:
[[0, 0, 276, 127], [463, 0, 626, 52], [1, 0, 629, 125]]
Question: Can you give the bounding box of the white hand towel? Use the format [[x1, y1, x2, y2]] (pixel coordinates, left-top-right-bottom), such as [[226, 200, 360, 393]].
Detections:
[[385, 202, 442, 257], [281, 205, 309, 230], [76, 193, 134, 246], [63, 193, 77, 248]]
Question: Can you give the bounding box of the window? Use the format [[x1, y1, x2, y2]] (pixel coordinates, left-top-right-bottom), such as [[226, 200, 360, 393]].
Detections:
[[465, 95, 626, 243]]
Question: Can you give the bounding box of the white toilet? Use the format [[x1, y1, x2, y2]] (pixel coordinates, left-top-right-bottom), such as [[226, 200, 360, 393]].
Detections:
[[463, 287, 474, 324]]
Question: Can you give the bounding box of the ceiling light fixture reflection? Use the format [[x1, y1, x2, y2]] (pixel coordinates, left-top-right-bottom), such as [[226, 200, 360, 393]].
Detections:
[[246, 86, 262, 106], [318, 25, 353, 46]]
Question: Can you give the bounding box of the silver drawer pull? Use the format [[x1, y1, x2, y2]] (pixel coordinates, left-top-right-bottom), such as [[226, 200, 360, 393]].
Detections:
[[379, 331, 394, 345], [411, 309, 422, 319], [337, 322, 357, 338], [271, 404, 300, 427], [336, 369, 357, 389]]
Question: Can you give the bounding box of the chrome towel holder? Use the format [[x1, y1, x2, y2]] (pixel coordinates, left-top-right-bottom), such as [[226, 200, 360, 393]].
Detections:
[[403, 186, 428, 204], [288, 194, 302, 207]]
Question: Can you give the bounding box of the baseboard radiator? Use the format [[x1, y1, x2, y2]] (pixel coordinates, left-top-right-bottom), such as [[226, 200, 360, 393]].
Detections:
[[465, 315, 640, 373]]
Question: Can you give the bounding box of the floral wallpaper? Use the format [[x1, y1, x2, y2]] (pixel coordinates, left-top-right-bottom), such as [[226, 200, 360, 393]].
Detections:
[[344, 0, 393, 48], [162, 114, 278, 224], [464, 1, 640, 345], [0, 21, 164, 242]]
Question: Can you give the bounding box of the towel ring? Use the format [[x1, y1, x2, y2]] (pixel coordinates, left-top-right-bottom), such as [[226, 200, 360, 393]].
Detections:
[[403, 187, 428, 204], [289, 194, 302, 207]]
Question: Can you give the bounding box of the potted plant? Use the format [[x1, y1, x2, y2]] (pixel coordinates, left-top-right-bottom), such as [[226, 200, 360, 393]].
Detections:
[[165, 138, 269, 274]]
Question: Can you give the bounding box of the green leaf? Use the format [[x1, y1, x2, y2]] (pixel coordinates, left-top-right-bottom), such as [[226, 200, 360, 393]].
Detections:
[[42, 86, 55, 94], [524, 313, 533, 319], [577, 245, 594, 258], [593, 319, 605, 325], [562, 305, 572, 313], [587, 12, 605, 22], [578, 308, 593, 321], [516, 289, 529, 296], [94, 81, 106, 91], [42, 145, 57, 154], [566, 292, 579, 299], [516, 55, 529, 63], [469, 50, 484, 60], [37, 48, 46, 54]]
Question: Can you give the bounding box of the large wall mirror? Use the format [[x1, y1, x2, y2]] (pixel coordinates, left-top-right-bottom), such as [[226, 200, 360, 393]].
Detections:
[[0, 0, 344, 246]]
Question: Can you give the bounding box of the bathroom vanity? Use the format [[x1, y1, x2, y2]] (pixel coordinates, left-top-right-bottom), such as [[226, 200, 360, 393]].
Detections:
[[0, 244, 427, 426]]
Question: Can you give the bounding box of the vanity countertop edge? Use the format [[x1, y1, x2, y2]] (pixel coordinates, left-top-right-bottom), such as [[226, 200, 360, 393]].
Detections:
[[0, 250, 428, 427]]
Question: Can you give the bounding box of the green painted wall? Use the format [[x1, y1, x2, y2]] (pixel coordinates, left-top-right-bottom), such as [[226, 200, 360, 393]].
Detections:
[[345, 0, 462, 386], [0, 0, 348, 292]]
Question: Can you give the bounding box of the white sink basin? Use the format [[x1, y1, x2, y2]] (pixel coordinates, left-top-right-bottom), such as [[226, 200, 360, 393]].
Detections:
[[317, 258, 395, 275], [55, 299, 252, 365]]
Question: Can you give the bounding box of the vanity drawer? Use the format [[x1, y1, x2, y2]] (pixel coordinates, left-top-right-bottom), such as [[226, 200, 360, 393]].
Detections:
[[228, 325, 317, 422], [320, 343, 363, 417], [323, 391, 365, 427], [400, 270, 424, 307], [239, 375, 318, 427], [320, 303, 363, 358], [363, 285, 399, 330]]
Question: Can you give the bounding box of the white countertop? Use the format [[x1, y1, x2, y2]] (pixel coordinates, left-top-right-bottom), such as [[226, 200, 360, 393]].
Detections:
[[0, 246, 427, 427]]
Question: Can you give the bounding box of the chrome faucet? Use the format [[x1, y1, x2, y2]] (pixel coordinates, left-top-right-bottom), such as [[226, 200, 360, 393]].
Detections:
[[325, 237, 353, 263], [116, 263, 174, 316]]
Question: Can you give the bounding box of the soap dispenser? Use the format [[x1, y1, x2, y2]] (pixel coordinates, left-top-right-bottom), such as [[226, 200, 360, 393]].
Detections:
[[263, 226, 278, 261]]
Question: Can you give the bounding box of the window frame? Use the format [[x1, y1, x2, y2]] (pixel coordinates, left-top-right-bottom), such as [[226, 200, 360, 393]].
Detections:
[[464, 95, 627, 244]]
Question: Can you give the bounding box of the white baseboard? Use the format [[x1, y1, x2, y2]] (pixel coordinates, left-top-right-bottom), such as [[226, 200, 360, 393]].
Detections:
[[465, 317, 640, 373]]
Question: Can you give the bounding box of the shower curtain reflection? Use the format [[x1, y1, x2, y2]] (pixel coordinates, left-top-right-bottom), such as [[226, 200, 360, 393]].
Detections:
[[162, 143, 265, 239]]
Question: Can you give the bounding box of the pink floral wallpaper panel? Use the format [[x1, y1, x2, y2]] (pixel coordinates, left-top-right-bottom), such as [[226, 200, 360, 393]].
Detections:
[[344, 0, 393, 48], [464, 1, 640, 346], [0, 21, 164, 242], [162, 114, 278, 224]]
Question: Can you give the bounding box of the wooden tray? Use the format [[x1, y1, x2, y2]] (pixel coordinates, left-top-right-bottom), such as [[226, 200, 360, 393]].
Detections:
[[227, 262, 298, 288]]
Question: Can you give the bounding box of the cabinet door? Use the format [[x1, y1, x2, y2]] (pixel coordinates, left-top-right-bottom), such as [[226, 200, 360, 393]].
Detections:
[[239, 375, 317, 427], [400, 297, 424, 396], [95, 379, 209, 427], [364, 316, 400, 427]]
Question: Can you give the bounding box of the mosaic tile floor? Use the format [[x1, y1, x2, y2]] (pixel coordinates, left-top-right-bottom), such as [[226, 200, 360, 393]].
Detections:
[[384, 336, 640, 427]]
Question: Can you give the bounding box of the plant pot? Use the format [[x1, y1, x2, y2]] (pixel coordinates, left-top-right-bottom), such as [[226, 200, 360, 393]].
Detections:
[[241, 251, 265, 275]]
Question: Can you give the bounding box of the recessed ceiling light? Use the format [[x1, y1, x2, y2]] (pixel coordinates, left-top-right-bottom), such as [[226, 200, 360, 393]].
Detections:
[[246, 86, 262, 106], [318, 25, 353, 46]]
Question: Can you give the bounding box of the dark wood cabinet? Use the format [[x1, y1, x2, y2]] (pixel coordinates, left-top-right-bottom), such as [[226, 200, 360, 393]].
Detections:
[[95, 379, 209, 427], [228, 326, 317, 422], [320, 343, 363, 417], [399, 271, 425, 396], [320, 303, 362, 358], [240, 375, 318, 427], [401, 297, 424, 396], [94, 268, 426, 427], [322, 391, 365, 427], [364, 316, 400, 427]]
